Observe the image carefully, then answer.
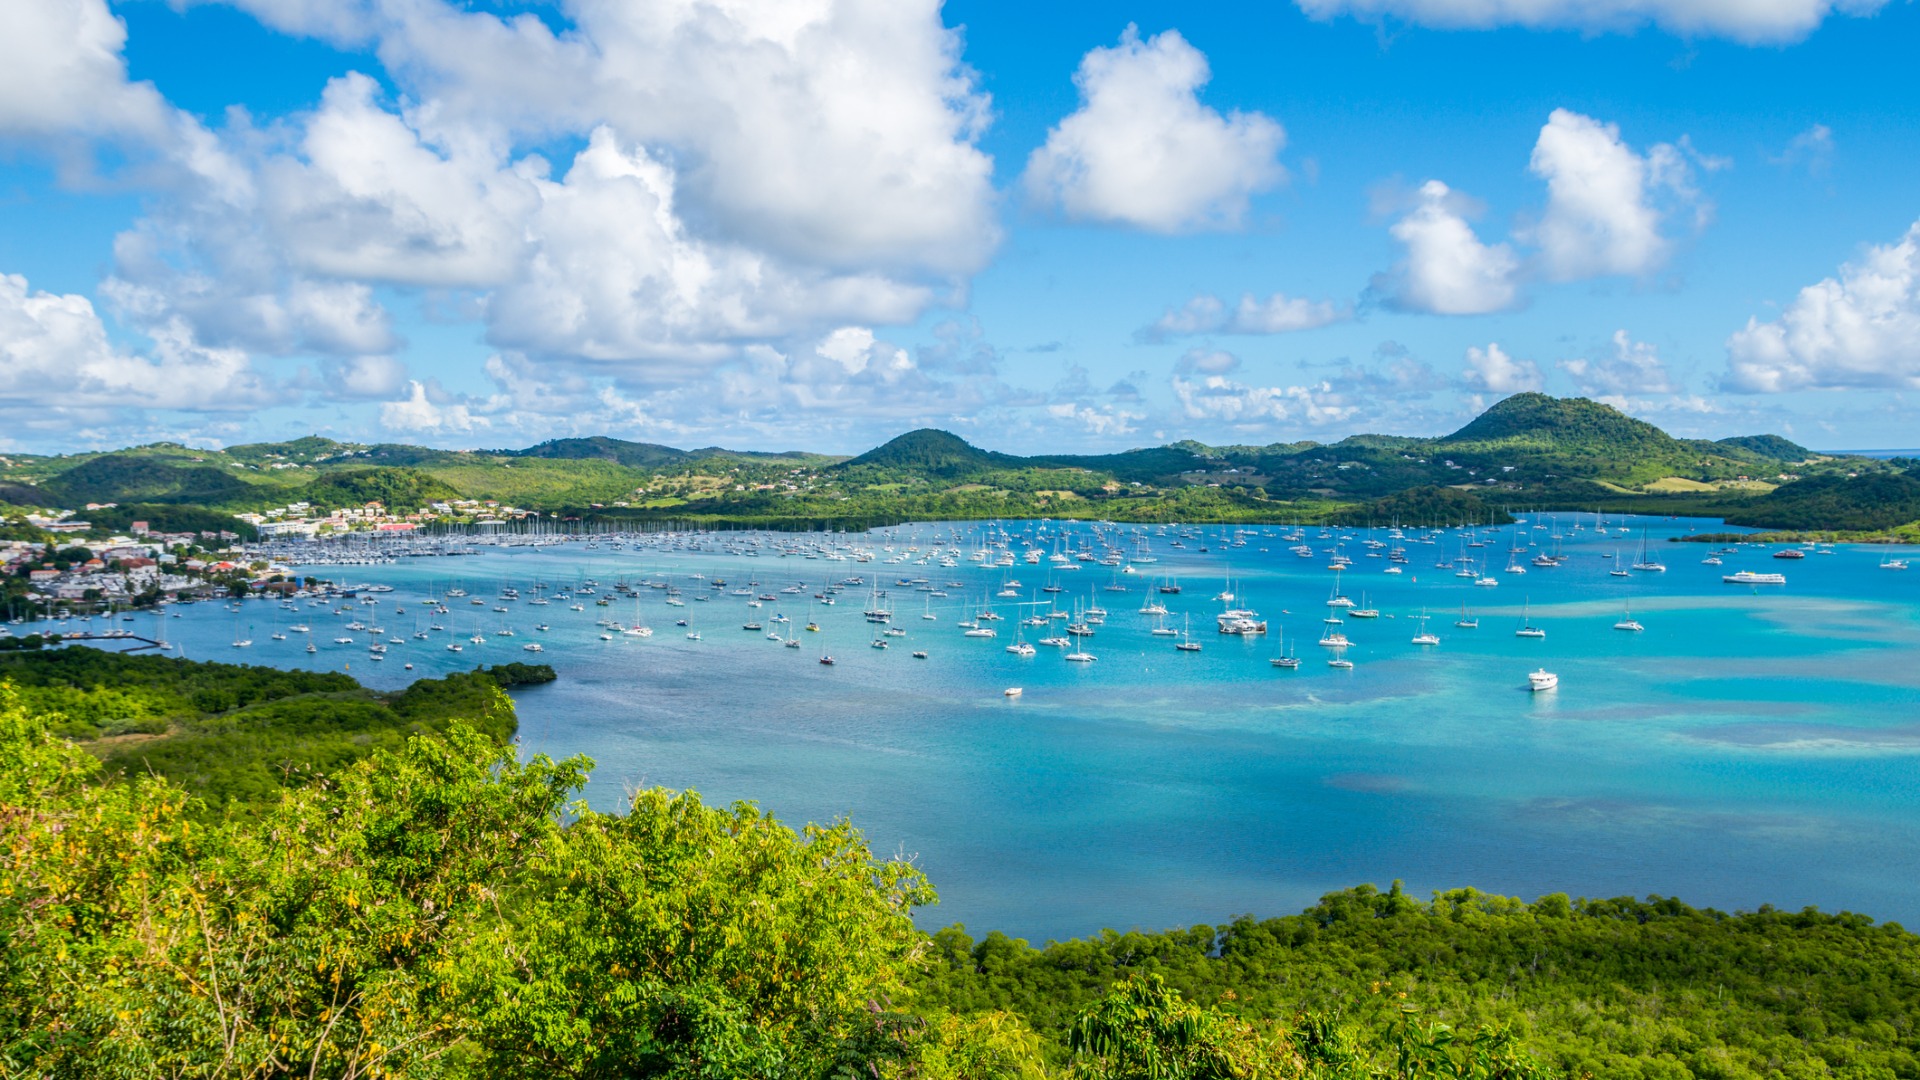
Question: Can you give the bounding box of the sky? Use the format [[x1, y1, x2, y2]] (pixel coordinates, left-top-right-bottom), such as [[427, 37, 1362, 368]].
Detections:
[[1, 0, 1917, 455]]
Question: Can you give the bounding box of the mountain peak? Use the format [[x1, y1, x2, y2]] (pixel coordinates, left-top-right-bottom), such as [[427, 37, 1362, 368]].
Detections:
[[1441, 394, 1672, 449], [842, 429, 1008, 476]]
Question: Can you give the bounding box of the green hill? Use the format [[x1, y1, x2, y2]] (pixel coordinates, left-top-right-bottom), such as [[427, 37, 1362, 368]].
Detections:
[[1715, 433, 1811, 462], [40, 453, 267, 507], [1722, 470, 1920, 531], [511, 436, 692, 468], [840, 428, 1020, 477], [1439, 393, 1681, 455]]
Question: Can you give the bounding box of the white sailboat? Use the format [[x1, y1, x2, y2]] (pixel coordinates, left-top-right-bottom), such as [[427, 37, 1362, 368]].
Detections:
[[1515, 599, 1546, 639], [1613, 602, 1644, 632]]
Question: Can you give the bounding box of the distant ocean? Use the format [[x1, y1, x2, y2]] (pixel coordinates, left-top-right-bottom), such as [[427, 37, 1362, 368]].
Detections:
[[1826, 449, 1919, 458], [124, 516, 1920, 942]]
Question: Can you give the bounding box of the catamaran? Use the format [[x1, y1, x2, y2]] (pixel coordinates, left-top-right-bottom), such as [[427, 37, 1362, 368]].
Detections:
[[1614, 602, 1644, 632]]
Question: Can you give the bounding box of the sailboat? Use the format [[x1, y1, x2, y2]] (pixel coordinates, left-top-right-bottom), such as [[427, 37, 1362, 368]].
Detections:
[[1630, 528, 1667, 572], [1325, 569, 1354, 609], [1454, 603, 1479, 629], [1610, 548, 1631, 577], [1175, 613, 1203, 652], [1515, 599, 1546, 639], [1327, 644, 1354, 669], [1410, 610, 1440, 646], [1613, 602, 1644, 632], [1005, 624, 1036, 657], [1270, 634, 1300, 668]]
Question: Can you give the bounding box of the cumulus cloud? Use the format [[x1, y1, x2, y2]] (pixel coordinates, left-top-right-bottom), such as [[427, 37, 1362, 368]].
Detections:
[[319, 354, 409, 400], [1173, 375, 1359, 427], [1376, 181, 1521, 315], [1141, 291, 1347, 341], [1290, 0, 1889, 44], [1024, 26, 1285, 233], [0, 271, 280, 412], [1526, 109, 1700, 282], [381, 380, 486, 434], [1461, 342, 1543, 393], [486, 127, 936, 367], [1559, 330, 1679, 398], [1047, 402, 1143, 436], [1725, 220, 1920, 391], [1373, 112, 1711, 315], [0, 0, 172, 144], [57, 0, 1001, 397]]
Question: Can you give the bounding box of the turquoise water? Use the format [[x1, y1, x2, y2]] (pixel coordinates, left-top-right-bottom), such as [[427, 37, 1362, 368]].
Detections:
[[101, 518, 1920, 942]]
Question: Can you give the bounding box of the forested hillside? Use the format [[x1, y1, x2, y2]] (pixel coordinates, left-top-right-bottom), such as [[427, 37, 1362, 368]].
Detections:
[[0, 648, 542, 810], [5, 394, 1907, 535]]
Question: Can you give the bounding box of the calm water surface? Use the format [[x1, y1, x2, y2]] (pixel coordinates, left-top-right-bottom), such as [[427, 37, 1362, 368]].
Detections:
[[111, 517, 1920, 942]]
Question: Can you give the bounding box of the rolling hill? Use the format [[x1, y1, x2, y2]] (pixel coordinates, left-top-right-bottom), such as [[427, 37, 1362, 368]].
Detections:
[[0, 395, 1896, 532]]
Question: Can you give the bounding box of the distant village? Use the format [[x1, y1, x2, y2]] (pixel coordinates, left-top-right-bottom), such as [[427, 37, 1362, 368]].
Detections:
[[3, 514, 246, 617], [237, 497, 536, 536], [0, 493, 554, 622]]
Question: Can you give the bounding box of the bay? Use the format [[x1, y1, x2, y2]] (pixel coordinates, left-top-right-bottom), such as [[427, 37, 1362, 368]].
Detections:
[[94, 516, 1920, 942]]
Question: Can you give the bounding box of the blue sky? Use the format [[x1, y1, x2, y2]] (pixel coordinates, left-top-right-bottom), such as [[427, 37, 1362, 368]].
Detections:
[[1, 0, 1916, 455]]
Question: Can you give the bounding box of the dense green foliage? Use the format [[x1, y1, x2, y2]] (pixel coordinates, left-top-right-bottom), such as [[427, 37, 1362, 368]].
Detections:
[[1721, 471, 1920, 531], [40, 452, 263, 507], [917, 882, 1920, 1080], [297, 466, 463, 512], [1714, 434, 1811, 461], [0, 648, 524, 810], [1328, 486, 1513, 527], [84, 501, 259, 538]]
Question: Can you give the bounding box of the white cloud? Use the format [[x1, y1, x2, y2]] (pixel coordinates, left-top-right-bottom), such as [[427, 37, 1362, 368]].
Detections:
[[1143, 291, 1347, 340], [1461, 342, 1543, 393], [1772, 124, 1835, 176], [1024, 26, 1285, 233], [1725, 221, 1920, 391], [1290, 0, 1889, 44], [381, 380, 486, 434], [1559, 330, 1679, 397], [96, 0, 1000, 381], [1377, 181, 1520, 315], [0, 271, 280, 411], [1174, 348, 1244, 376], [486, 127, 934, 367], [1173, 374, 1359, 427], [267, 73, 538, 289], [1047, 402, 1143, 436], [1526, 109, 1699, 282], [319, 355, 409, 400], [0, 0, 172, 144]]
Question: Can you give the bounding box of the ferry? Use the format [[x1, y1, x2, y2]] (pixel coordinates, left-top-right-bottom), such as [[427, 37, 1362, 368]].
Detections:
[[1529, 669, 1559, 691], [1724, 570, 1787, 585]]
